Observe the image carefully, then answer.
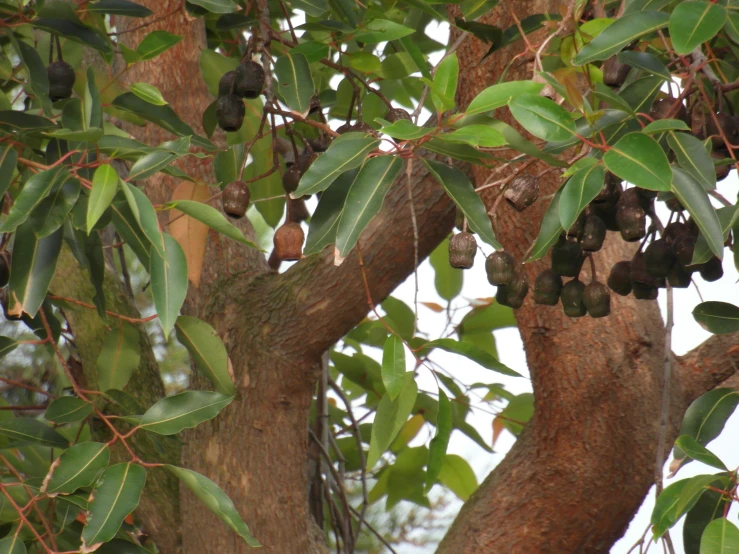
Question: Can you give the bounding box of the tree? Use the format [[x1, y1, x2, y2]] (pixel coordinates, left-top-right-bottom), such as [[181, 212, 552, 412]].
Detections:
[[0, 0, 738, 553]]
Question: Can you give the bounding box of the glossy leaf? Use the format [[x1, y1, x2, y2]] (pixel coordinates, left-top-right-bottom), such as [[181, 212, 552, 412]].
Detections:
[[692, 206, 736, 265], [28, 175, 80, 238], [45, 397, 93, 424], [166, 200, 260, 250], [150, 234, 188, 340], [0, 145, 18, 199], [112, 93, 194, 137], [671, 168, 724, 259], [674, 435, 727, 470], [441, 125, 507, 147], [438, 454, 477, 501], [424, 160, 501, 249], [617, 51, 672, 81], [668, 132, 716, 191], [573, 11, 669, 65], [466, 81, 544, 115], [274, 53, 315, 114], [367, 374, 418, 468], [0, 418, 68, 448], [139, 391, 233, 435], [123, 182, 165, 257], [97, 323, 141, 392], [527, 188, 563, 261], [0, 336, 18, 361], [336, 156, 404, 257], [652, 479, 689, 536], [643, 119, 691, 134], [136, 30, 183, 61], [669, 2, 727, 55], [304, 169, 356, 255], [0, 167, 67, 233], [166, 465, 260, 546], [352, 19, 415, 43], [294, 133, 380, 196], [509, 93, 576, 141], [87, 165, 119, 233], [429, 238, 463, 301], [111, 201, 151, 270], [45, 443, 110, 494], [7, 224, 63, 318], [0, 535, 26, 554], [700, 518, 739, 554], [421, 338, 520, 376], [381, 335, 406, 401], [32, 18, 112, 54], [693, 302, 739, 335], [426, 390, 452, 492], [431, 53, 458, 113], [130, 83, 168, 106], [603, 132, 672, 191], [86, 0, 153, 17], [684, 487, 731, 554], [81, 463, 146, 547], [175, 316, 236, 395], [559, 163, 605, 230], [378, 119, 433, 140], [673, 474, 730, 526]]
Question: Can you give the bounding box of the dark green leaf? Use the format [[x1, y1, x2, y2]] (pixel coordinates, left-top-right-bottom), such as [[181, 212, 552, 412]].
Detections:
[[381, 297, 416, 341], [441, 125, 507, 147], [0, 534, 26, 554], [150, 233, 188, 340], [674, 435, 727, 470], [112, 93, 194, 137], [274, 53, 315, 113], [140, 391, 233, 435], [668, 132, 716, 191], [45, 397, 93, 424], [33, 18, 112, 54], [603, 132, 672, 191], [426, 390, 452, 492], [0, 418, 68, 448], [559, 163, 605, 230], [422, 138, 497, 165], [28, 175, 80, 238], [423, 160, 501, 249], [304, 169, 356, 255], [97, 323, 141, 392], [527, 188, 563, 261], [123, 183, 165, 257], [0, 167, 68, 233], [684, 487, 731, 554], [617, 51, 672, 81], [87, 0, 153, 17], [0, 336, 18, 361], [509, 93, 576, 141], [165, 200, 260, 250], [111, 201, 151, 269], [381, 335, 406, 401], [175, 316, 237, 396], [643, 119, 691, 134], [136, 30, 183, 60], [692, 302, 739, 334], [652, 479, 689, 536], [0, 145, 18, 200], [671, 168, 724, 259], [421, 338, 520, 376], [367, 374, 418, 468], [669, 2, 727, 55], [96, 540, 152, 554], [6, 32, 52, 113]]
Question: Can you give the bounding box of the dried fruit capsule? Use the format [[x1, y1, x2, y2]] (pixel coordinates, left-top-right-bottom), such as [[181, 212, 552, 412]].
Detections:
[[561, 279, 586, 318], [593, 173, 622, 204], [713, 149, 731, 182], [235, 61, 265, 99], [644, 239, 676, 278], [667, 264, 692, 288], [581, 215, 606, 252], [565, 213, 586, 239], [222, 180, 250, 219], [650, 97, 688, 123], [607, 261, 632, 296], [632, 282, 658, 300], [216, 94, 245, 132], [589, 203, 619, 232], [282, 165, 302, 194], [495, 272, 529, 309], [298, 150, 319, 173], [486, 251, 516, 286], [666, 197, 684, 212], [47, 61, 75, 101], [551, 240, 585, 277], [699, 256, 723, 282], [583, 281, 611, 318], [602, 56, 630, 87], [617, 187, 652, 212], [385, 108, 411, 123], [288, 198, 310, 223], [616, 204, 646, 242], [673, 235, 696, 267], [630, 253, 660, 297], [449, 232, 477, 269], [336, 123, 353, 134], [218, 71, 237, 97], [533, 269, 563, 306], [273, 222, 304, 261], [0, 252, 9, 288], [504, 175, 539, 212], [706, 112, 738, 147], [663, 222, 690, 244]]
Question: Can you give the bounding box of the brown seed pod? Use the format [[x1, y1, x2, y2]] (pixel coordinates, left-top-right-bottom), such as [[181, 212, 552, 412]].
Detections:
[[216, 94, 245, 132], [602, 56, 631, 87], [644, 239, 676, 278], [485, 251, 516, 286], [218, 71, 237, 97], [583, 282, 611, 318], [617, 187, 652, 212], [288, 198, 310, 223], [667, 264, 692, 288], [593, 172, 623, 204], [632, 282, 659, 300], [712, 149, 731, 182], [565, 213, 586, 239], [589, 203, 620, 232], [561, 279, 586, 318], [495, 272, 529, 309], [673, 235, 697, 267], [551, 240, 585, 277], [607, 261, 632, 296], [706, 112, 739, 147], [699, 256, 723, 282], [309, 96, 322, 114], [0, 251, 9, 288], [649, 97, 688, 123], [336, 123, 353, 134], [616, 204, 647, 242], [385, 108, 411, 123], [533, 269, 563, 306], [222, 180, 250, 219], [282, 165, 302, 194], [666, 196, 685, 212], [273, 222, 305, 261], [504, 175, 539, 212], [48, 61, 76, 101], [449, 232, 477, 269], [298, 150, 319, 173], [630, 252, 660, 289], [581, 215, 607, 252], [664, 222, 691, 244], [235, 61, 265, 99], [691, 103, 710, 140]]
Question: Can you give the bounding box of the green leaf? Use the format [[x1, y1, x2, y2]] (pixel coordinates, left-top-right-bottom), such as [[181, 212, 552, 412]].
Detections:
[[421, 338, 520, 376], [603, 132, 672, 191], [367, 374, 418, 468], [381, 297, 416, 341], [111, 201, 151, 269], [165, 200, 260, 250], [304, 169, 356, 255], [150, 233, 188, 340], [441, 125, 507, 147], [378, 119, 433, 140], [652, 479, 690, 536], [674, 435, 727, 470], [429, 238, 463, 301], [130, 83, 168, 106], [136, 30, 183, 61], [431, 53, 458, 113], [693, 302, 739, 335], [669, 2, 727, 55], [7, 224, 63, 319], [0, 145, 18, 200], [96, 540, 152, 554], [353, 19, 415, 43], [5, 32, 51, 113], [700, 518, 739, 554], [0, 336, 18, 361], [294, 133, 380, 196], [85, 67, 103, 129], [81, 463, 146, 547], [423, 160, 501, 249], [45, 397, 93, 424], [189, 0, 238, 12], [674, 474, 730, 526], [423, 137, 497, 165], [509, 93, 576, 141], [617, 51, 672, 81], [438, 454, 477, 501], [45, 443, 110, 494], [668, 132, 716, 191], [0, 418, 68, 448], [0, 167, 68, 233], [166, 466, 260, 546], [112, 93, 196, 138], [671, 168, 724, 259], [123, 183, 165, 257], [498, 392, 534, 435], [175, 316, 237, 396], [28, 175, 80, 238], [129, 150, 178, 181], [0, 534, 27, 554], [573, 11, 669, 65], [88, 165, 119, 233], [684, 487, 732, 554], [336, 156, 404, 257], [643, 119, 691, 134], [559, 164, 605, 230], [86, 0, 153, 17], [97, 323, 141, 392], [139, 391, 233, 435], [32, 18, 112, 54], [381, 335, 406, 401], [274, 53, 315, 114], [527, 188, 564, 262], [426, 389, 452, 492], [465, 81, 544, 116], [693, 206, 738, 265]]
